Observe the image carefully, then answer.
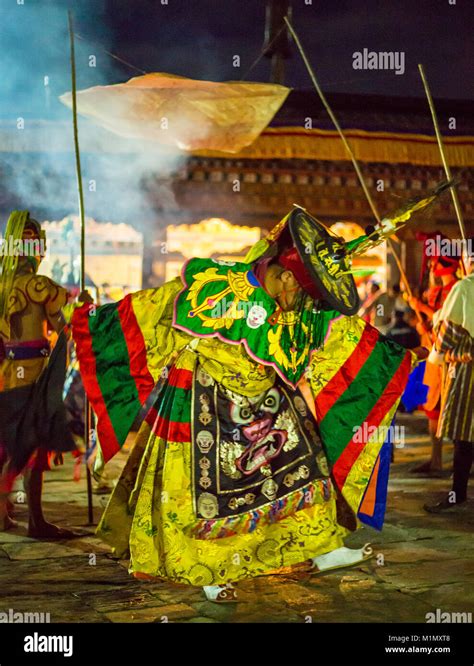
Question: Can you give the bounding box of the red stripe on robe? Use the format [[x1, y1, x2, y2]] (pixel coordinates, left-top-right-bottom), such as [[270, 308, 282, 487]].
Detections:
[[117, 295, 155, 404], [332, 352, 411, 489], [72, 304, 120, 458], [315, 325, 379, 422]]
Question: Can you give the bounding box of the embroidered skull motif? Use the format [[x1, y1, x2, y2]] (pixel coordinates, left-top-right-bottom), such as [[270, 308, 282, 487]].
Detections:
[[196, 430, 215, 454], [246, 304, 267, 329], [198, 492, 219, 519]]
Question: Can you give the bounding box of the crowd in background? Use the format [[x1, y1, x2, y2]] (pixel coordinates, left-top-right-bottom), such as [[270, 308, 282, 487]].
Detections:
[[358, 236, 473, 513]]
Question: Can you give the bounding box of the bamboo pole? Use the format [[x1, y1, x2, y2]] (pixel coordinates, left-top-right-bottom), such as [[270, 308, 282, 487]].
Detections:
[[68, 10, 94, 525], [284, 16, 421, 318], [68, 12, 86, 289], [284, 16, 382, 226], [388, 239, 414, 298], [418, 64, 467, 275]]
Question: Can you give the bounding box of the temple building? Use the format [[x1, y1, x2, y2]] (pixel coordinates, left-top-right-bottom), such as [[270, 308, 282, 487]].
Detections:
[[0, 91, 472, 291], [40, 216, 144, 295], [158, 90, 473, 288], [1, 0, 472, 291]]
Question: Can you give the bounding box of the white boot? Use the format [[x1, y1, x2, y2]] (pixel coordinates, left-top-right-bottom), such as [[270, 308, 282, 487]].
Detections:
[[312, 544, 373, 573], [203, 583, 238, 603]]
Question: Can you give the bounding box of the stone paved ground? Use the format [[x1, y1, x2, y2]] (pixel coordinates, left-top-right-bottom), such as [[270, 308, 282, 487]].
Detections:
[[1, 413, 473, 623]]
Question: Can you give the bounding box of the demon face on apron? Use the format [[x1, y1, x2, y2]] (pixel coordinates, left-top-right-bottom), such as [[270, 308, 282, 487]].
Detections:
[[192, 363, 330, 527]]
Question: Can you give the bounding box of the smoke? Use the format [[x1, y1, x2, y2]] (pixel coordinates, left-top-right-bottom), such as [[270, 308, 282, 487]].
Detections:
[[0, 0, 187, 236], [0, 128, 186, 224], [0, 0, 115, 122]]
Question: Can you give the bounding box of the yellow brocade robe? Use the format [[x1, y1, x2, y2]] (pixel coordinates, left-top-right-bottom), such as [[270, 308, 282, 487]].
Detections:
[[90, 272, 413, 586], [97, 279, 347, 585]]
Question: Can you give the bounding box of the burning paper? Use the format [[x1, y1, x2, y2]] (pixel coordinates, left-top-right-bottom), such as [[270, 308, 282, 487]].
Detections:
[[60, 73, 290, 153]]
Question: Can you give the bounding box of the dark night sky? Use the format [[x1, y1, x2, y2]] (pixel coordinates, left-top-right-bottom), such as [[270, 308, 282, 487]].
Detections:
[[0, 0, 472, 121], [105, 0, 473, 96]]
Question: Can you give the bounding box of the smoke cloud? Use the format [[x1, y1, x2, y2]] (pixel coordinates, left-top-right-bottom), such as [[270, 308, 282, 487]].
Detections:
[[0, 0, 187, 238]]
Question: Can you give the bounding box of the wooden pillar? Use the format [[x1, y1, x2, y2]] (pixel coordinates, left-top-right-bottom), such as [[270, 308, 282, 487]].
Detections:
[[263, 0, 291, 85]]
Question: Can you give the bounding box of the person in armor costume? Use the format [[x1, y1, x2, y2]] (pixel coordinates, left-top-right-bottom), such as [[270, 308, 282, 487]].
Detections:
[[0, 211, 77, 537]]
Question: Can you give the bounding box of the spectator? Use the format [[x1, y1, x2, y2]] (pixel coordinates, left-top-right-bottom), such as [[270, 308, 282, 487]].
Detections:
[[360, 284, 397, 335], [393, 283, 408, 312], [424, 256, 474, 512], [386, 309, 421, 349], [360, 282, 380, 323]]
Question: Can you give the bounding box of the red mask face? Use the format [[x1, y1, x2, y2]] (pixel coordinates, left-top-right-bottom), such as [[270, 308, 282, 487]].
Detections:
[[432, 259, 458, 277], [278, 247, 321, 300]]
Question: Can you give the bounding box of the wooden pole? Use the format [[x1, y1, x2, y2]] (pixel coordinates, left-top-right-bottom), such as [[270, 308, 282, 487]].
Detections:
[[418, 64, 467, 274], [284, 16, 422, 319], [68, 12, 86, 289], [284, 16, 382, 225], [68, 10, 94, 525], [388, 239, 414, 299]]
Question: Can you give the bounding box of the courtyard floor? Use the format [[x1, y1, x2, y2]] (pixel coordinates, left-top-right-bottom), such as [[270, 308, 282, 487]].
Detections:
[[1, 412, 473, 624]]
